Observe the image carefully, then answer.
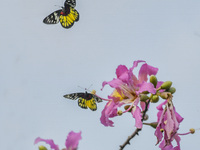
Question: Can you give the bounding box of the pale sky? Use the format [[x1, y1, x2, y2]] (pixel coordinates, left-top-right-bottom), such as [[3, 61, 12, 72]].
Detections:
[[1, 0, 200, 149]]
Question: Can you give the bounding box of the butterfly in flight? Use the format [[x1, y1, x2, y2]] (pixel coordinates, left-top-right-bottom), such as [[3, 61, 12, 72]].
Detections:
[[63, 90, 103, 111], [43, 0, 79, 29]]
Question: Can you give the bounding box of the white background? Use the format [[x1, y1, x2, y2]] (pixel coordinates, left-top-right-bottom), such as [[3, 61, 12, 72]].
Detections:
[[1, 0, 200, 149]]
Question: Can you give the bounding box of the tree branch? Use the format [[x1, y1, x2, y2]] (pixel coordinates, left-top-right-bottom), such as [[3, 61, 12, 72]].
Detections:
[[119, 101, 150, 150]]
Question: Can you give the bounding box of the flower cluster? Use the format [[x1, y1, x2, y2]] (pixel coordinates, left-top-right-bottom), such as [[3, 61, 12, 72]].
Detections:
[[99, 60, 193, 150], [100, 60, 159, 128]]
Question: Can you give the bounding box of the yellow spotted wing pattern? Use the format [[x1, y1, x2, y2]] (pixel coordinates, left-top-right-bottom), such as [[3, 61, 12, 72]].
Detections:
[[60, 7, 79, 28], [63, 92, 102, 111]]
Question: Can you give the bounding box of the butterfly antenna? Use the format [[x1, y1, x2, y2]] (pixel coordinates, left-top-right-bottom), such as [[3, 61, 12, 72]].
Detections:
[[87, 84, 93, 91], [77, 85, 92, 93], [78, 86, 86, 91], [54, 5, 63, 8]]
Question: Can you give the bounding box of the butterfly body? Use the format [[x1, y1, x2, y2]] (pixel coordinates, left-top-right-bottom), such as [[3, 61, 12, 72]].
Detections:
[[63, 91, 102, 111], [43, 0, 79, 29]]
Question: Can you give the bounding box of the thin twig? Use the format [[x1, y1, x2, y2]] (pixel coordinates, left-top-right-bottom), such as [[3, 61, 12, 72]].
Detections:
[[119, 101, 150, 150]]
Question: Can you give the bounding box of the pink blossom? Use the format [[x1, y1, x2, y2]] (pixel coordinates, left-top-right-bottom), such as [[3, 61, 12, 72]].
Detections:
[[65, 131, 82, 150], [155, 100, 183, 150], [34, 131, 82, 150], [101, 60, 158, 128]]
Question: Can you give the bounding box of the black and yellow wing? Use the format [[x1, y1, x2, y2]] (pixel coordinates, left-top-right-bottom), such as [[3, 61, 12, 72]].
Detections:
[[43, 10, 62, 24], [63, 92, 102, 111], [43, 0, 79, 29], [59, 7, 79, 29]]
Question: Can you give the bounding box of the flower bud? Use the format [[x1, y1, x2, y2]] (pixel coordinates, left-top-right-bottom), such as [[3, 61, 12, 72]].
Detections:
[[159, 92, 170, 99], [190, 128, 195, 134], [117, 110, 123, 116], [143, 114, 149, 121], [168, 87, 176, 94], [150, 75, 157, 87], [161, 81, 172, 90], [124, 105, 133, 112], [142, 91, 149, 94], [140, 94, 149, 102], [143, 122, 158, 129], [38, 145, 48, 150], [151, 95, 159, 103]]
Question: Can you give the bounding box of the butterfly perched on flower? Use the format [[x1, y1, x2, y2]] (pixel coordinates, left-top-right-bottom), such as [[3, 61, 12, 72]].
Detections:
[[43, 0, 79, 29], [63, 90, 102, 111]]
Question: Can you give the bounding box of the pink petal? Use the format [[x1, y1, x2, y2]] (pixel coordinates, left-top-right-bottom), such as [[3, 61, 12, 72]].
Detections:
[[34, 137, 59, 150], [65, 131, 82, 150], [116, 65, 128, 78], [138, 63, 158, 83], [131, 106, 142, 129], [159, 139, 173, 150], [156, 100, 167, 111], [100, 101, 118, 127], [173, 134, 181, 150], [165, 106, 174, 140], [101, 79, 124, 90], [129, 60, 146, 72], [155, 127, 163, 144], [140, 101, 146, 111], [136, 82, 156, 94], [174, 107, 184, 123]]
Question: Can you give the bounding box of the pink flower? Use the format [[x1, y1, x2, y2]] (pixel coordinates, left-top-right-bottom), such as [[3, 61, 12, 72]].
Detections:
[[101, 60, 158, 128], [155, 100, 183, 150], [34, 131, 82, 150]]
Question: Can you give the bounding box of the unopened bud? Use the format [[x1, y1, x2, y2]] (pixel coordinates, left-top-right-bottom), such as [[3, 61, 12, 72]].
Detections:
[[142, 91, 149, 94], [159, 92, 170, 99], [124, 105, 133, 112], [150, 75, 158, 87], [117, 110, 123, 116], [168, 87, 176, 94], [161, 81, 172, 90], [140, 94, 149, 102], [151, 95, 159, 103], [143, 122, 158, 129], [143, 114, 149, 121], [190, 128, 195, 134], [38, 145, 48, 150]]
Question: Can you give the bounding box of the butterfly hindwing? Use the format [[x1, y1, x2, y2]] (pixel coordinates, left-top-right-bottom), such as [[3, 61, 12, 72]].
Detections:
[[78, 97, 97, 111], [93, 95, 103, 103], [43, 10, 62, 24], [60, 7, 79, 28]]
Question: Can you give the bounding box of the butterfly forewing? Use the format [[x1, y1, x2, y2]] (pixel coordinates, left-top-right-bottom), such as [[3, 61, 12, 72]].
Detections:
[[63, 93, 83, 100], [43, 10, 62, 24], [65, 0, 76, 8]]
